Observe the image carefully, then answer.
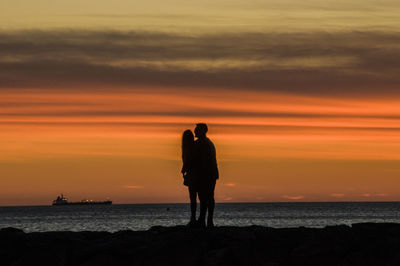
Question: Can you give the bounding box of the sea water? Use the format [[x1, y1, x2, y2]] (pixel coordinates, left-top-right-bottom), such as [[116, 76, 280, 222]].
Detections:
[[1, 202, 400, 232]]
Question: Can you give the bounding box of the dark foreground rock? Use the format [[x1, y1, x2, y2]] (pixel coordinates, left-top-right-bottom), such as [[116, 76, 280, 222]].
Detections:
[[2, 223, 400, 266]]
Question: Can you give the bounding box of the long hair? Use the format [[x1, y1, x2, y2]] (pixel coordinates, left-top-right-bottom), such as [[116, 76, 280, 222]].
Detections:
[[182, 129, 194, 161]]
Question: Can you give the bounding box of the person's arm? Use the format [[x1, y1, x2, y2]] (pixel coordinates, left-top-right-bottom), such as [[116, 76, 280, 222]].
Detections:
[[212, 144, 219, 180], [181, 164, 186, 175], [181, 150, 188, 175], [208, 140, 219, 180]]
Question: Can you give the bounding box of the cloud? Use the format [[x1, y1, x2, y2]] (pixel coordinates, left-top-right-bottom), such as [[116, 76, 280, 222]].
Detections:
[[361, 193, 388, 197], [223, 183, 236, 187], [331, 193, 345, 198], [281, 195, 304, 200], [123, 185, 143, 189], [3, 109, 400, 120], [1, 30, 400, 96]]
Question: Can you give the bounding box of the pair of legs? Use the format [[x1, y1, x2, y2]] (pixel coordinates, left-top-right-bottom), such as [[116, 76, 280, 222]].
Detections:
[[198, 181, 216, 227]]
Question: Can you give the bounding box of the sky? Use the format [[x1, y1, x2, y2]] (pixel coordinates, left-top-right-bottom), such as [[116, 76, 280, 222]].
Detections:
[[1, 0, 400, 205]]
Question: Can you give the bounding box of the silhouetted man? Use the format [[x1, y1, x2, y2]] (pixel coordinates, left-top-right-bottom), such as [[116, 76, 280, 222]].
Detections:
[[194, 123, 219, 228]]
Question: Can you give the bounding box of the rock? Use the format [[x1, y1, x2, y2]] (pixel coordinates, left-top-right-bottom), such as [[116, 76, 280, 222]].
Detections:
[[1, 224, 400, 266], [0, 227, 24, 234]]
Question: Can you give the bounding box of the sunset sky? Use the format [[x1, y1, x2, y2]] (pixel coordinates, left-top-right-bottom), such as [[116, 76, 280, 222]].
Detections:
[[1, 0, 400, 205]]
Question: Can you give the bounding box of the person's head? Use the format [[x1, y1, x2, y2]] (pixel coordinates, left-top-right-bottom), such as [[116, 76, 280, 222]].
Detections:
[[194, 123, 208, 139], [182, 129, 194, 150]]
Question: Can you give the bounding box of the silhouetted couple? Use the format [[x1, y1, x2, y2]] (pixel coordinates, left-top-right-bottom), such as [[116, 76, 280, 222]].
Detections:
[[181, 123, 219, 228]]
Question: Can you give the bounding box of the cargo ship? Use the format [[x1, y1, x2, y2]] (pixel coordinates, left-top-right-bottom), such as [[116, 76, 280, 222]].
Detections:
[[52, 194, 112, 205]]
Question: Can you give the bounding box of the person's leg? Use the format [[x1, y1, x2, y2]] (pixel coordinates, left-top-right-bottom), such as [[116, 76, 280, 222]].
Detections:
[[207, 181, 216, 227], [188, 186, 197, 222], [197, 187, 207, 227]]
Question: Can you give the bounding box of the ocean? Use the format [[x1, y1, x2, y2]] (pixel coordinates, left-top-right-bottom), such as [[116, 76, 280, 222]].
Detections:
[[1, 202, 399, 232]]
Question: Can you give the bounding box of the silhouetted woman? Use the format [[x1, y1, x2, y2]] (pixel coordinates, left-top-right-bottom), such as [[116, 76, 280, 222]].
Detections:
[[181, 129, 198, 226]]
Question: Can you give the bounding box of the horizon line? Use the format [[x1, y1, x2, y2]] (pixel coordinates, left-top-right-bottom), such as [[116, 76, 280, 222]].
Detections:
[[1, 200, 400, 208]]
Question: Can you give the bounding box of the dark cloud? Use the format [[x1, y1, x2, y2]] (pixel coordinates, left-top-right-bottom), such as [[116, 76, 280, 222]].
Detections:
[[1, 30, 400, 96], [2, 108, 400, 121], [1, 120, 399, 133]]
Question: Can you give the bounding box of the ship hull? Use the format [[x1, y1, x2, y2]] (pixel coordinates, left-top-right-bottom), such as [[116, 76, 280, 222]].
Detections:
[[52, 201, 112, 206]]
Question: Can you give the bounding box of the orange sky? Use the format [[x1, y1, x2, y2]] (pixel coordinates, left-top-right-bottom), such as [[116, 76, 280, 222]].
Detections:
[[1, 0, 400, 205], [1, 88, 399, 205]]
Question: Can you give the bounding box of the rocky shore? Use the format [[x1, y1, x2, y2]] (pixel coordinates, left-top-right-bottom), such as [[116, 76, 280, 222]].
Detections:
[[2, 223, 400, 266]]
